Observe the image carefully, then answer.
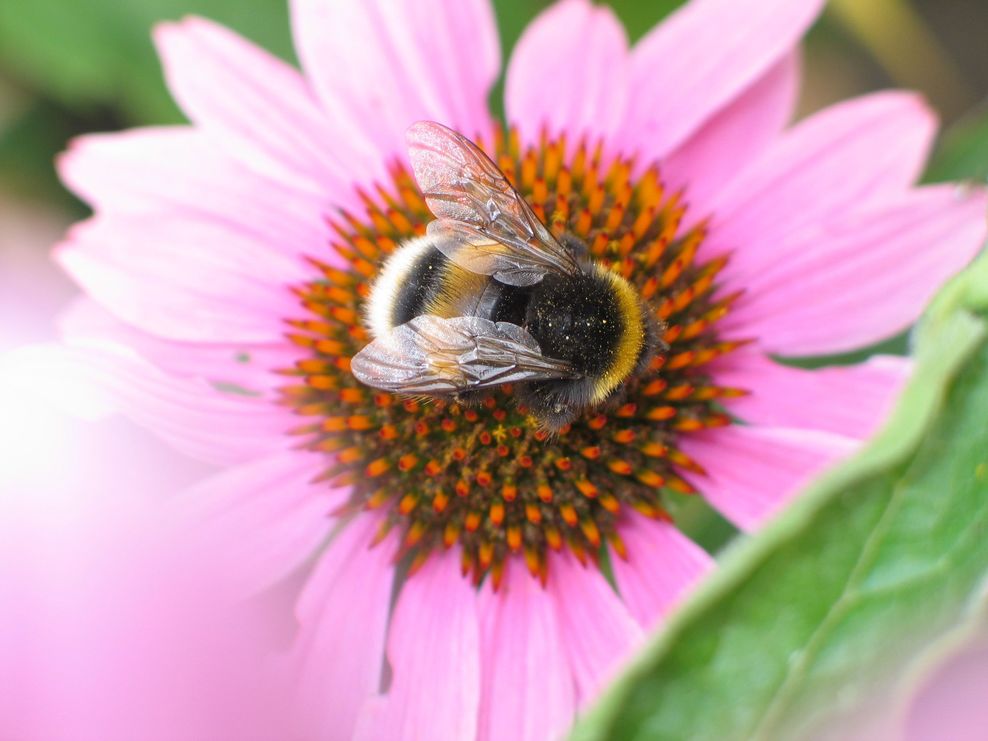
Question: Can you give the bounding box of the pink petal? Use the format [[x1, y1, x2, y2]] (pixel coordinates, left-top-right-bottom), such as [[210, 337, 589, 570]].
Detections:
[[55, 214, 302, 343], [723, 186, 988, 356], [611, 517, 714, 630], [505, 0, 628, 145], [680, 425, 856, 530], [548, 555, 643, 707], [290, 0, 499, 161], [361, 551, 481, 741], [153, 17, 384, 197], [59, 299, 300, 394], [55, 345, 294, 466], [714, 351, 911, 439], [291, 517, 395, 740], [621, 0, 824, 160], [661, 53, 800, 223], [58, 126, 342, 262], [706, 92, 938, 275], [476, 562, 575, 741], [177, 451, 340, 595]]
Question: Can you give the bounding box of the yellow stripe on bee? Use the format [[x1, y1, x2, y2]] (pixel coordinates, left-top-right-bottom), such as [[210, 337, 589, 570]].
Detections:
[[589, 265, 645, 405], [426, 262, 489, 319]]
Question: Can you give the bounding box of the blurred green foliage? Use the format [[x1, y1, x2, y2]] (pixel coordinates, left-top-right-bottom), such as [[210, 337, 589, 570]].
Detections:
[[0, 0, 294, 122], [0, 0, 292, 206], [0, 0, 688, 207], [926, 105, 988, 184]]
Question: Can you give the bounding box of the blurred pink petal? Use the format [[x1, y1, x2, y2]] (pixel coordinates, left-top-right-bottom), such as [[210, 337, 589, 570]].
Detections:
[[290, 0, 499, 160], [0, 194, 74, 353], [549, 555, 644, 706], [56, 213, 303, 342], [59, 126, 340, 258], [60, 299, 299, 393], [506, 0, 628, 145], [176, 451, 341, 595], [291, 517, 395, 739], [903, 641, 988, 741], [359, 552, 481, 741], [681, 426, 857, 529], [477, 561, 575, 741], [154, 16, 383, 195], [42, 345, 293, 465], [705, 92, 938, 272], [661, 53, 800, 221], [0, 353, 285, 740], [621, 0, 825, 158], [612, 516, 715, 629], [716, 352, 910, 439], [724, 186, 988, 355]]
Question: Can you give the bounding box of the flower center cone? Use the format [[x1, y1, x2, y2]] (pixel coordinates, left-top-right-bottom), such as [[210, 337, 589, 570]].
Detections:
[[281, 128, 749, 587]]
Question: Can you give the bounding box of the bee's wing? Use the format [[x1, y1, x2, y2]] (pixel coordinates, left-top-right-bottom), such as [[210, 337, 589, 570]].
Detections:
[[407, 120, 580, 286], [351, 315, 577, 395], [424, 221, 546, 288]]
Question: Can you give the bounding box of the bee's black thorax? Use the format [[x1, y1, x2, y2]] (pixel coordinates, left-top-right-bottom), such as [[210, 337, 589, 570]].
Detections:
[[487, 282, 530, 327]]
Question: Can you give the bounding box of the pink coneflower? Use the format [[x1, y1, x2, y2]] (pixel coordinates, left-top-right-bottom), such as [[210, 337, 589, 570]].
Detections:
[[55, 0, 986, 737]]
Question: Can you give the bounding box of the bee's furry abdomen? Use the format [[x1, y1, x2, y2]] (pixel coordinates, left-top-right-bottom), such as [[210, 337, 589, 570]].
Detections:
[[391, 246, 447, 329], [366, 235, 489, 341], [367, 235, 437, 340]]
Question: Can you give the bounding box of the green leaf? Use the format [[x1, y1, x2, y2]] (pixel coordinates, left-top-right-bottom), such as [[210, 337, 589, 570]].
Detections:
[[816, 592, 988, 738], [776, 330, 910, 370], [571, 247, 988, 741], [606, 0, 684, 42], [925, 105, 988, 185], [663, 493, 738, 556], [0, 0, 293, 124], [0, 98, 107, 213]]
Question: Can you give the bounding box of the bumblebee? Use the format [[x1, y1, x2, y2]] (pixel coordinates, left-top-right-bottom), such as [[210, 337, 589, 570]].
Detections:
[[353, 121, 662, 430]]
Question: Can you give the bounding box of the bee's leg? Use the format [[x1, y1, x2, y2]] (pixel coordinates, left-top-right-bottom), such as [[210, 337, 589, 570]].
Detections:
[[515, 381, 580, 432], [599, 385, 630, 412], [452, 389, 492, 407], [635, 309, 667, 375]]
